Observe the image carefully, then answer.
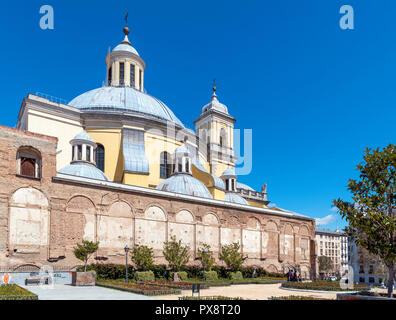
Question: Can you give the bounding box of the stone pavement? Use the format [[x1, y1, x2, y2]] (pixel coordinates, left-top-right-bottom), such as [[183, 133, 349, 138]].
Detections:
[[159, 283, 338, 300], [22, 284, 157, 300]]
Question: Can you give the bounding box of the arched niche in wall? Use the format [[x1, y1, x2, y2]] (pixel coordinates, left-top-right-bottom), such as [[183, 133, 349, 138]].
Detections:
[[9, 187, 49, 253], [264, 220, 279, 259], [280, 223, 295, 260], [169, 210, 195, 249], [198, 213, 220, 252], [98, 201, 134, 251], [66, 196, 96, 244], [220, 215, 241, 248], [135, 206, 167, 250], [175, 210, 194, 224], [266, 264, 278, 274], [243, 217, 261, 258], [299, 225, 310, 261]]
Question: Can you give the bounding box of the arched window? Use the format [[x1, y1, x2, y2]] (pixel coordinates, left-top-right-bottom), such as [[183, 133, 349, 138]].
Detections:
[[160, 152, 172, 179], [108, 67, 112, 86], [16, 147, 42, 179], [130, 63, 135, 87], [96, 144, 105, 172], [119, 62, 125, 86], [220, 127, 227, 148]]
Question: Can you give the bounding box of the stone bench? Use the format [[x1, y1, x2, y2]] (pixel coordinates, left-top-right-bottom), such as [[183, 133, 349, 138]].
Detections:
[[25, 276, 50, 285]]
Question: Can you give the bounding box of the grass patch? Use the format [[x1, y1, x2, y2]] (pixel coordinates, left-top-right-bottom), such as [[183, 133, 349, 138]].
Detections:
[[96, 280, 181, 296], [0, 284, 38, 300], [281, 281, 370, 292]]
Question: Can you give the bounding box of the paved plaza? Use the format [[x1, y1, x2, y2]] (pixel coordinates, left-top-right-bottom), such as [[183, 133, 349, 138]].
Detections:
[[159, 283, 338, 300], [21, 284, 157, 300]]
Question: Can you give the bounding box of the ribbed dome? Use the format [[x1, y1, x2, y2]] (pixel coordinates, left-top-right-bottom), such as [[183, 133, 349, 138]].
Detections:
[[237, 182, 254, 191], [113, 43, 139, 56], [58, 164, 110, 181], [225, 192, 248, 205], [69, 87, 184, 127], [72, 131, 95, 143], [157, 174, 213, 199], [202, 96, 228, 114], [221, 168, 236, 177]]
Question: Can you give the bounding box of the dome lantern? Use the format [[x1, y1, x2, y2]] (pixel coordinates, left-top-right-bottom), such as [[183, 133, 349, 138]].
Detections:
[[57, 131, 111, 182], [70, 131, 97, 165], [105, 12, 146, 91], [174, 144, 192, 175], [221, 168, 237, 192]]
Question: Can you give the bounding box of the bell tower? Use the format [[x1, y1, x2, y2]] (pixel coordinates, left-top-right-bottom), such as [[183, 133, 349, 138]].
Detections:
[[194, 81, 237, 177]]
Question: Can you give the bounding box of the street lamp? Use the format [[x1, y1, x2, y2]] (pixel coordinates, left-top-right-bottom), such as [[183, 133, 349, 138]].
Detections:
[[124, 245, 130, 283], [202, 249, 206, 282]]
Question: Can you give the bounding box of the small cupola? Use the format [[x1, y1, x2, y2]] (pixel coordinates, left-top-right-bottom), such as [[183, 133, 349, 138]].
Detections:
[[70, 131, 97, 166], [105, 11, 146, 91], [173, 144, 192, 175], [221, 168, 237, 192]]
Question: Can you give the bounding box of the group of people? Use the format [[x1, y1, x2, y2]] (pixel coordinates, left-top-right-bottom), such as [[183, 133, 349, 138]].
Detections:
[[287, 269, 302, 282]]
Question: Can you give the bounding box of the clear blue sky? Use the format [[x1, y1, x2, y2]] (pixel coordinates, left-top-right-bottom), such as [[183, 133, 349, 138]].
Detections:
[[1, 0, 395, 230]]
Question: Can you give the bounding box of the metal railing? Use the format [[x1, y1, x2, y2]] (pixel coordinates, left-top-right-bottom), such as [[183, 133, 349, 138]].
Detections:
[[35, 92, 68, 105]]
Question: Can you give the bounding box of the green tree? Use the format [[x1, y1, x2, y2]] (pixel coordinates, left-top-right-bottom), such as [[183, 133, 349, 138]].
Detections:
[[73, 240, 99, 272], [219, 242, 244, 271], [163, 236, 190, 271], [131, 245, 154, 271], [318, 256, 334, 274], [197, 243, 215, 271], [333, 144, 395, 297]]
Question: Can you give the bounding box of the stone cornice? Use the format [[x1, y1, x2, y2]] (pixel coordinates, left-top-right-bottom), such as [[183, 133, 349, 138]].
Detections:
[[53, 173, 314, 222]]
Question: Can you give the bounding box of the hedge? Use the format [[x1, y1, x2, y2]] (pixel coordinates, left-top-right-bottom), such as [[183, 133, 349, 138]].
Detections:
[[134, 271, 155, 282], [80, 263, 287, 280], [228, 271, 243, 281], [281, 281, 371, 292]]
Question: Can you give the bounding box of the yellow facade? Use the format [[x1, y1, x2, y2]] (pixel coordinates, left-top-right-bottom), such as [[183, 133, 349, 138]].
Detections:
[[86, 129, 124, 182], [247, 200, 269, 209]]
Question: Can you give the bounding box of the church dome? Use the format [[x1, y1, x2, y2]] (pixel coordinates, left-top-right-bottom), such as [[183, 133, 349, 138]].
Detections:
[[202, 97, 228, 114], [225, 192, 248, 205], [113, 43, 139, 56], [58, 163, 110, 181], [221, 168, 236, 177], [69, 86, 184, 127], [72, 131, 95, 143], [156, 174, 213, 199]]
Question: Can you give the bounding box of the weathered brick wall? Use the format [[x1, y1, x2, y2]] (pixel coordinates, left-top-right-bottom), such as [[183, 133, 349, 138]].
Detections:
[[0, 126, 57, 260], [0, 125, 316, 277]]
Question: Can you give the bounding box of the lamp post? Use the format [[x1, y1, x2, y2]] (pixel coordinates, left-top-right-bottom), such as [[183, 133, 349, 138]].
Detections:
[[124, 245, 130, 283], [202, 249, 206, 282]]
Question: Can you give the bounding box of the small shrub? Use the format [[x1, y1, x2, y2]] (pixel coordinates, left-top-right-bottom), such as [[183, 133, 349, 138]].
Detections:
[[170, 271, 188, 281], [134, 271, 155, 282], [176, 271, 188, 281], [228, 271, 243, 281], [163, 236, 190, 271], [219, 242, 244, 271], [204, 270, 218, 281], [131, 245, 154, 271], [87, 270, 97, 279]]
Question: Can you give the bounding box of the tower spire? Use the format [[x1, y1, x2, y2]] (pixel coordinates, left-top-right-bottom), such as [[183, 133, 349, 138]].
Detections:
[[212, 78, 218, 100], [122, 9, 131, 45]]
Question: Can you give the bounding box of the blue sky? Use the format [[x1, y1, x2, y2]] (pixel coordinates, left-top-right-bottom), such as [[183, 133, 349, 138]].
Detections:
[[1, 0, 395, 230]]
